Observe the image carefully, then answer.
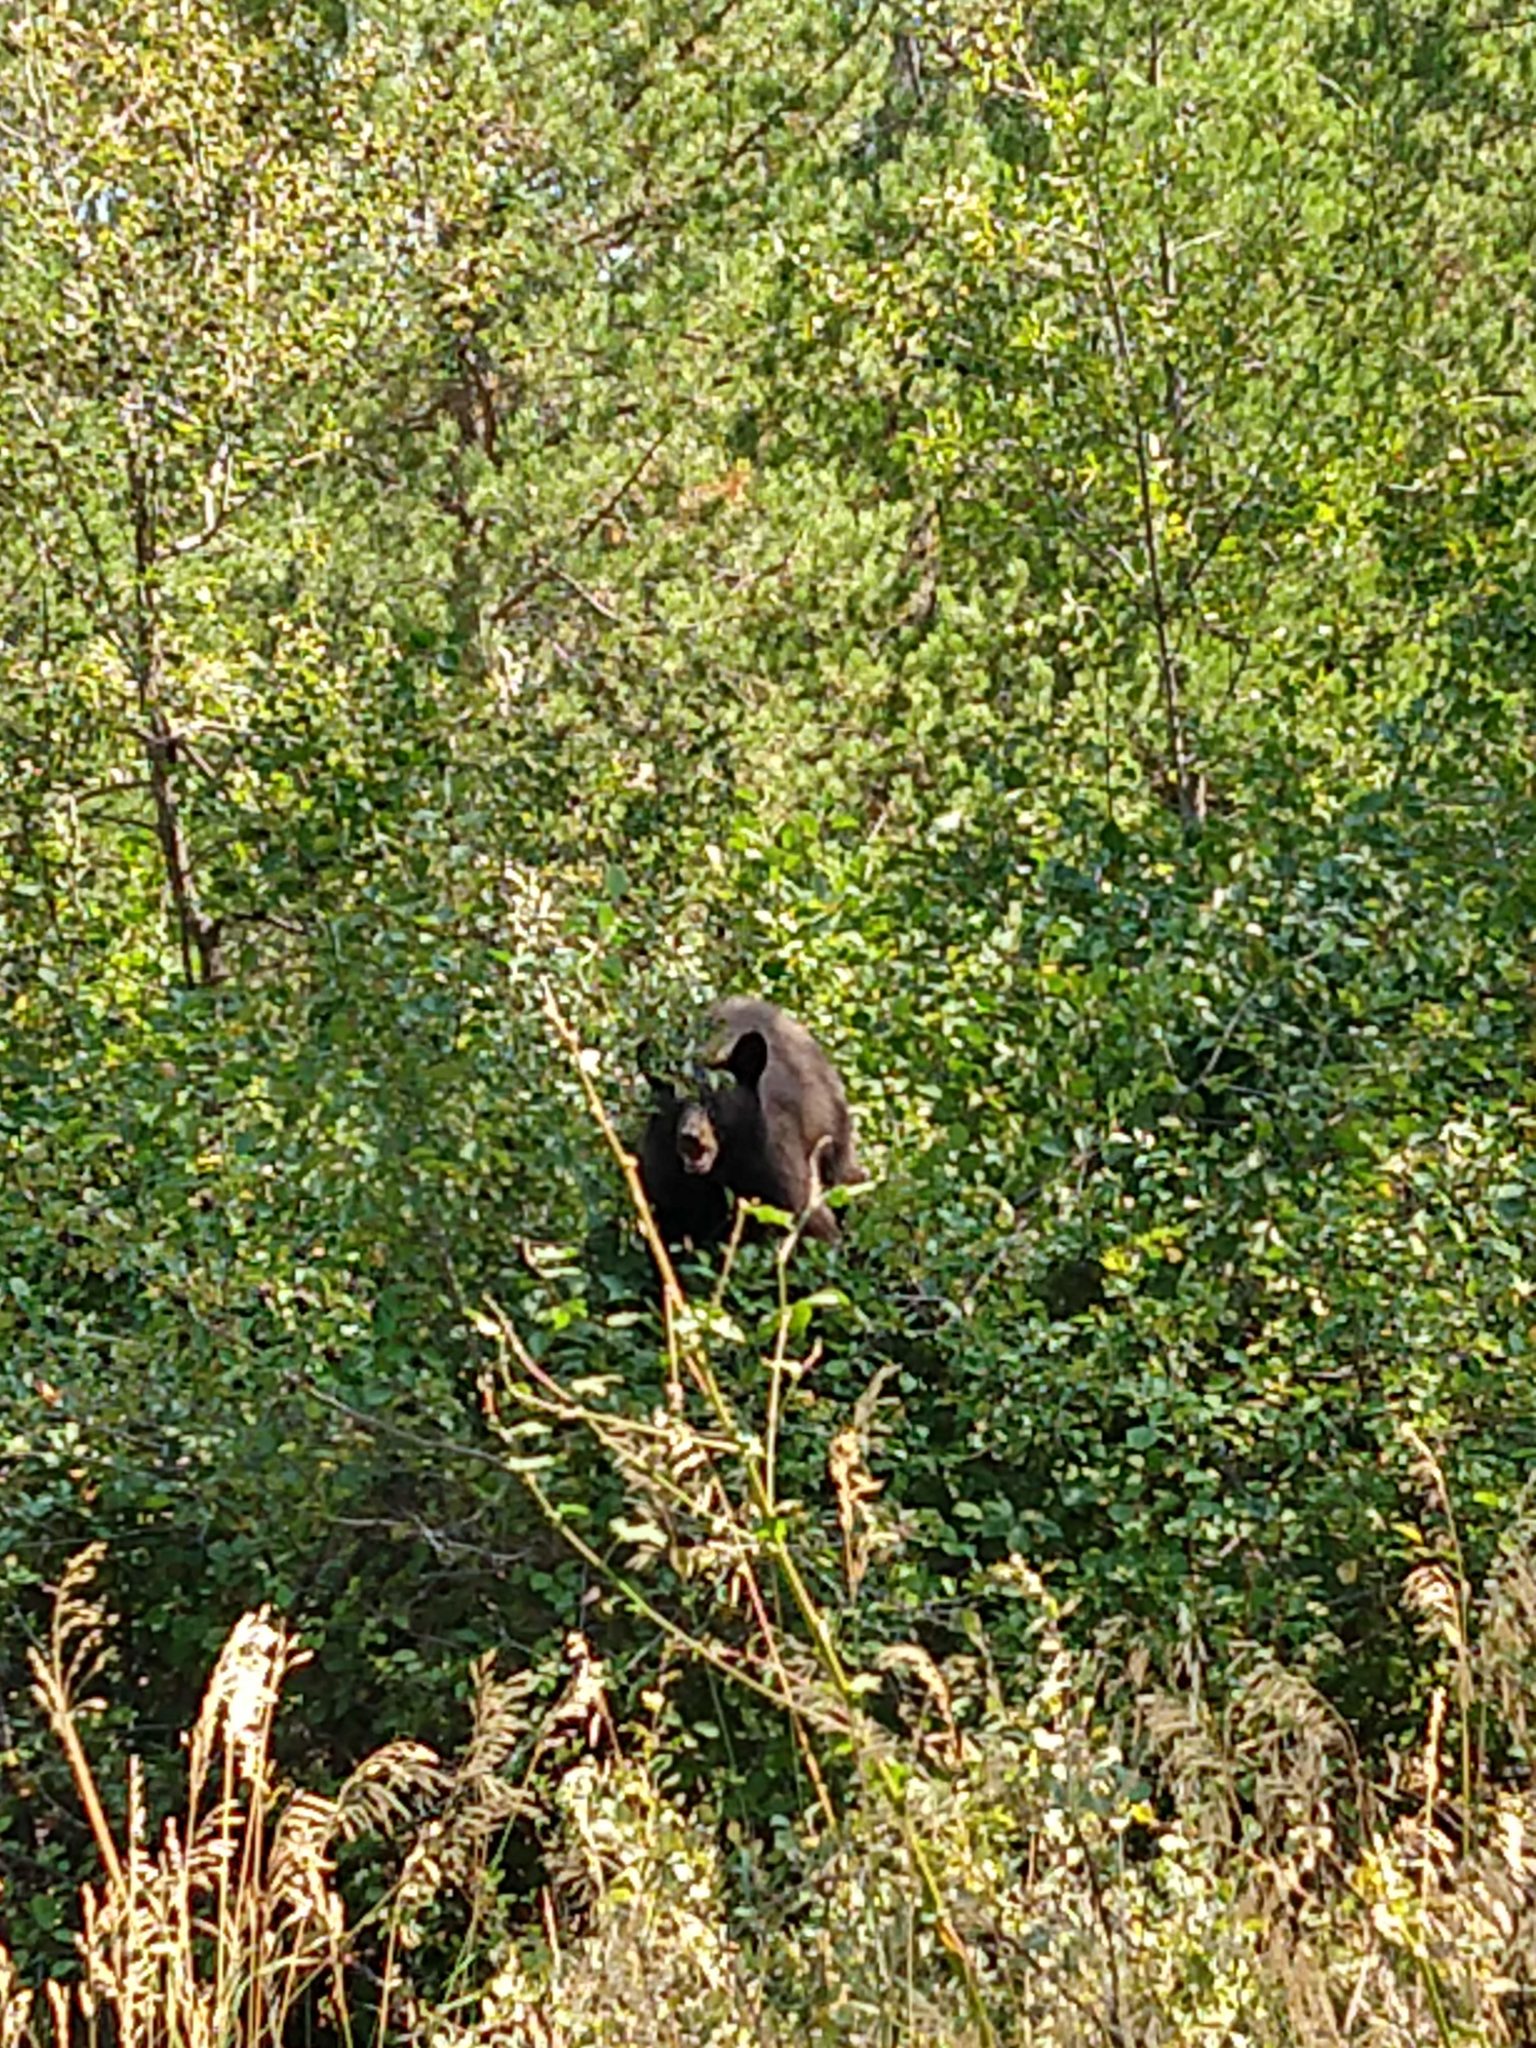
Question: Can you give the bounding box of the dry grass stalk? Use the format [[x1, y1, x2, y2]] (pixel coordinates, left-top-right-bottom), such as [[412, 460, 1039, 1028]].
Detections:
[[19, 1551, 442, 2048], [13, 1535, 1536, 2043]]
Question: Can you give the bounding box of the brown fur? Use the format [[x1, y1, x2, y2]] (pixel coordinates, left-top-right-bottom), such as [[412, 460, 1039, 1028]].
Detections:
[[706, 998, 865, 1242]]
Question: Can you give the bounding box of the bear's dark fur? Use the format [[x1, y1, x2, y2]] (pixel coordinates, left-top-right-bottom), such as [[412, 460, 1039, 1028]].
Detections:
[[637, 999, 864, 1248], [637, 1083, 732, 1249]]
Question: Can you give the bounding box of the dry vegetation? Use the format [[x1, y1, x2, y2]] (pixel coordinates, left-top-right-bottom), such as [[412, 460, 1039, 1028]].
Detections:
[[7, 1424, 1536, 2045]]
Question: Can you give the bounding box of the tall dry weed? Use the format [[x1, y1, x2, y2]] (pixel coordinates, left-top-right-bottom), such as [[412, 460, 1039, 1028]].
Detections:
[[18, 1547, 443, 2048], [11, 1440, 1536, 2041]]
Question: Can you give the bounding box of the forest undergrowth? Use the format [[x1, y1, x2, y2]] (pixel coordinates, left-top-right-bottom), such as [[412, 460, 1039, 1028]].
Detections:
[[7, 1421, 1536, 2047], [6, 1103, 1536, 2048]]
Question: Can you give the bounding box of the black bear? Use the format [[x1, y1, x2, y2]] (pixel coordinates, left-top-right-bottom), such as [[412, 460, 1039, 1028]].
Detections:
[[638, 999, 864, 1248], [705, 997, 865, 1244], [636, 1081, 732, 1249]]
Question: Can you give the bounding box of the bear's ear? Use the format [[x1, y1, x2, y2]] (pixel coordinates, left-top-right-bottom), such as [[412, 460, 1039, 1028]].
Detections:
[[642, 1065, 679, 1106], [724, 1028, 769, 1091]]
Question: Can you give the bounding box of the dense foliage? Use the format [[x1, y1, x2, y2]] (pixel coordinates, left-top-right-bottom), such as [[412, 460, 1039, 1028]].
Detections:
[[2, 0, 1535, 2034]]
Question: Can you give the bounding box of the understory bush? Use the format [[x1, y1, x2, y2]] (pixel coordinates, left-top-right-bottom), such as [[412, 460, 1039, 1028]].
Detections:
[[7, 1218, 1536, 2046]]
